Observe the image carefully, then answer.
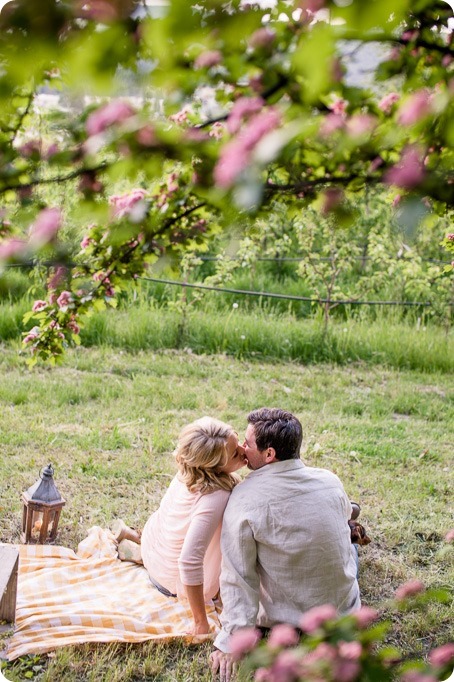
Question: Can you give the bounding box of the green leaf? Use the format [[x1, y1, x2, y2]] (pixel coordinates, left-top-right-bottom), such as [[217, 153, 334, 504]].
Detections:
[[292, 24, 334, 103]]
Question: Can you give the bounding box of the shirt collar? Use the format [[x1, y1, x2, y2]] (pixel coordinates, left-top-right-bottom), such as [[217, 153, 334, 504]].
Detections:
[[247, 458, 304, 479]]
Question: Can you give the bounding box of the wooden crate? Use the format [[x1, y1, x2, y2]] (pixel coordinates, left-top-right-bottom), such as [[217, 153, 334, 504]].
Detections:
[[0, 545, 19, 625]]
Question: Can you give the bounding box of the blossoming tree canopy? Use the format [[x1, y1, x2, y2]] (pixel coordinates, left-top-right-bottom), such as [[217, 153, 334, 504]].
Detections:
[[0, 0, 452, 362]]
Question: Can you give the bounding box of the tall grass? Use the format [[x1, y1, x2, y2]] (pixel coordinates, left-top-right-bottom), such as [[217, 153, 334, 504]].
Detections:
[[77, 306, 453, 372]]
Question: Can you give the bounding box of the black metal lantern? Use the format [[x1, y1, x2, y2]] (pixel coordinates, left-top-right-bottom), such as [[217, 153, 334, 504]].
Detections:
[[21, 463, 66, 544]]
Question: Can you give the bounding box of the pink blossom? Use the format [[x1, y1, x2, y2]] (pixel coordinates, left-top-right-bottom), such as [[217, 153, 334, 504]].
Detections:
[[445, 234, 454, 243], [303, 642, 337, 666], [104, 285, 115, 297], [110, 189, 147, 219], [136, 124, 157, 146], [442, 55, 453, 67], [385, 147, 425, 189], [268, 624, 299, 649], [67, 319, 80, 335], [80, 235, 94, 249], [208, 122, 226, 139], [185, 128, 210, 143], [328, 97, 348, 116], [378, 92, 400, 114], [401, 30, 419, 42], [47, 265, 67, 291], [214, 109, 281, 188], [254, 668, 270, 682], [19, 139, 41, 158], [169, 107, 191, 124], [76, 0, 119, 22], [300, 604, 337, 634], [319, 113, 345, 137], [29, 208, 62, 245], [226, 97, 264, 134], [270, 650, 302, 682], [56, 290, 73, 309], [44, 143, 59, 159], [86, 100, 135, 137], [23, 327, 40, 344], [240, 109, 281, 150], [398, 90, 432, 126], [194, 50, 222, 69], [32, 300, 47, 312], [229, 627, 261, 660], [0, 238, 27, 261], [346, 114, 377, 138], [334, 659, 361, 682], [429, 643, 454, 668], [354, 606, 379, 629], [249, 28, 276, 49], [338, 641, 362, 660], [369, 156, 383, 172], [444, 528, 454, 542], [301, 0, 325, 13], [392, 194, 402, 207], [395, 579, 425, 601], [401, 672, 437, 682]]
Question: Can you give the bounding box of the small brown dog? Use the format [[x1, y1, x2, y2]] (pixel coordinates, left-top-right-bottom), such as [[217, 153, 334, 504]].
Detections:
[[349, 520, 371, 546]]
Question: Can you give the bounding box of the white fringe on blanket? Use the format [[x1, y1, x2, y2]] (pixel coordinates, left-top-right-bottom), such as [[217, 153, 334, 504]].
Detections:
[[3, 527, 220, 661]]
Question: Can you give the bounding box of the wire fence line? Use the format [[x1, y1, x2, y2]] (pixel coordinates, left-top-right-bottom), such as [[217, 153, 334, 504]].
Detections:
[[138, 276, 435, 308], [197, 255, 451, 265], [2, 263, 449, 308]]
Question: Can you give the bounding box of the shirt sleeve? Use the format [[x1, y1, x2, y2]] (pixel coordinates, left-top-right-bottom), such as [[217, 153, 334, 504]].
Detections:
[[214, 495, 260, 653], [178, 488, 230, 586]]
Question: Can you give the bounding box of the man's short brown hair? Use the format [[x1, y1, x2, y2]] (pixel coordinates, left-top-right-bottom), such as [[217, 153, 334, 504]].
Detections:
[[247, 408, 303, 461]]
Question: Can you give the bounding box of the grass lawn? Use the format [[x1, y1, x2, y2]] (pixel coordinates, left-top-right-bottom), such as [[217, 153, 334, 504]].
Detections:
[[0, 345, 453, 681]]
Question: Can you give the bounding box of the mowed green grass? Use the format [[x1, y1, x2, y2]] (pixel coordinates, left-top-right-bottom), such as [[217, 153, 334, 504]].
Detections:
[[0, 346, 453, 681]]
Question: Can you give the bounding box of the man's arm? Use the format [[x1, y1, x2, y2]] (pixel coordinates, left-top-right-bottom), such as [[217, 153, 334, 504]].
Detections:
[[213, 503, 260, 653]]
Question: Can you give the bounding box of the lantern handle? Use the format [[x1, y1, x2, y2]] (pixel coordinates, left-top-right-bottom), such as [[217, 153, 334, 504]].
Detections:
[[39, 463, 54, 480]]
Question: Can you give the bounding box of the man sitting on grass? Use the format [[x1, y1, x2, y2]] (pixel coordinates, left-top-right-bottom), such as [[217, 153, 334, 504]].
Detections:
[[210, 407, 360, 682]]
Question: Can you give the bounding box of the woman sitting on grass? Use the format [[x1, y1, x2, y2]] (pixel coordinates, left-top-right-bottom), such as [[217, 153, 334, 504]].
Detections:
[[112, 417, 246, 635]]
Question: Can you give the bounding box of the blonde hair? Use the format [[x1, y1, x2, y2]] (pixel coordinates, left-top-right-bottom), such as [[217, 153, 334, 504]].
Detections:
[[174, 417, 240, 494]]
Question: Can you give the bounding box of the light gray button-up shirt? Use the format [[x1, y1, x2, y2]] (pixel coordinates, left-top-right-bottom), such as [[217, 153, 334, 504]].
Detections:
[[214, 459, 360, 652]]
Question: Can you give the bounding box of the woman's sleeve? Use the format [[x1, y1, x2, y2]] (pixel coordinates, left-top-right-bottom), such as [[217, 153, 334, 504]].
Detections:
[[178, 489, 230, 586]]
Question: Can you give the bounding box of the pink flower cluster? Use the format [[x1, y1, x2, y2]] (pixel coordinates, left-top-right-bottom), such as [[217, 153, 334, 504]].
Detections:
[[86, 100, 135, 137], [56, 290, 73, 310], [249, 28, 276, 49], [227, 97, 265, 135], [230, 627, 262, 660], [214, 108, 281, 188], [328, 97, 348, 116], [110, 188, 147, 219], [0, 238, 27, 261], [23, 327, 40, 344], [300, 604, 337, 633], [398, 90, 432, 126], [32, 300, 47, 312], [268, 624, 299, 649], [47, 265, 67, 291], [378, 92, 400, 114], [194, 50, 222, 69], [445, 527, 454, 541], [395, 578, 425, 601], [29, 208, 62, 246], [385, 147, 425, 189], [429, 642, 454, 668]]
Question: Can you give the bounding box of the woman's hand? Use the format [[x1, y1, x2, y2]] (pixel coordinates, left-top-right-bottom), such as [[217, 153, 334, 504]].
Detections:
[[191, 619, 211, 636]]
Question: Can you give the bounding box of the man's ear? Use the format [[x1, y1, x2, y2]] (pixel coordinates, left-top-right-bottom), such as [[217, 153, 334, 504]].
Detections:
[[265, 448, 277, 463]]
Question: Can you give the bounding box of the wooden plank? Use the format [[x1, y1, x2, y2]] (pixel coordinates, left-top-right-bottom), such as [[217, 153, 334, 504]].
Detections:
[[0, 546, 19, 624]]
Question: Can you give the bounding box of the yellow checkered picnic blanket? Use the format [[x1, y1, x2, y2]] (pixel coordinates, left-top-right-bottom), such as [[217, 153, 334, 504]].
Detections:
[[3, 528, 220, 661]]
